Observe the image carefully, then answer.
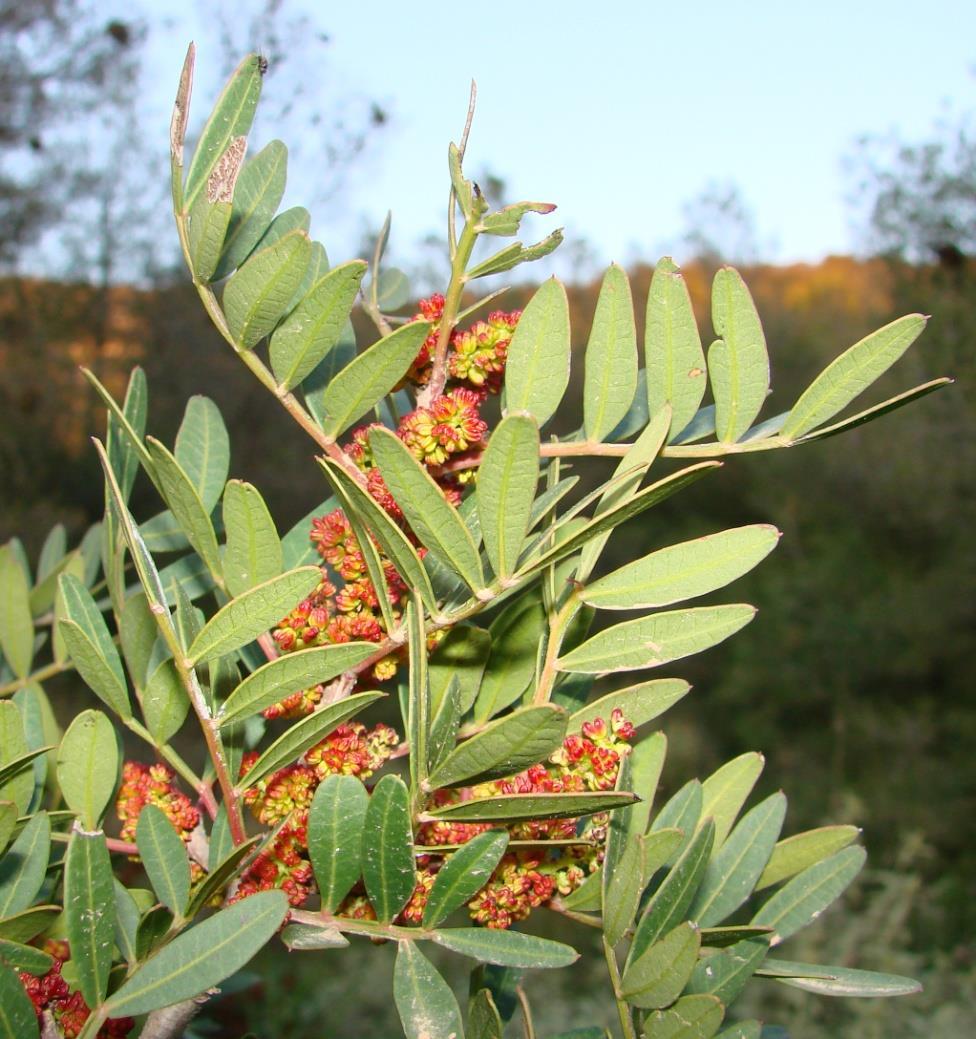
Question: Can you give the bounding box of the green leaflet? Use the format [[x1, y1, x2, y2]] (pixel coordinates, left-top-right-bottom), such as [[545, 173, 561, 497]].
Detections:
[[629, 820, 715, 965], [757, 824, 861, 891], [253, 206, 311, 255], [186, 192, 232, 282], [307, 774, 369, 912], [781, 313, 928, 439], [429, 676, 462, 772], [185, 835, 262, 918], [642, 994, 725, 1039], [56, 710, 118, 830], [223, 229, 311, 349], [0, 962, 39, 1039], [557, 605, 756, 675], [468, 989, 504, 1039], [146, 437, 222, 578], [568, 679, 690, 733], [432, 927, 578, 968], [602, 754, 641, 946], [369, 427, 485, 590], [222, 480, 283, 596], [0, 543, 34, 680], [270, 260, 367, 390], [686, 939, 771, 1006], [135, 904, 174, 961], [473, 594, 545, 723], [645, 258, 707, 441], [522, 461, 719, 580], [64, 828, 115, 1008], [758, 958, 921, 997], [425, 790, 637, 823], [709, 266, 770, 443], [393, 941, 464, 1039], [57, 573, 131, 718], [0, 802, 16, 854], [407, 594, 431, 793], [0, 938, 52, 974], [119, 592, 157, 690], [0, 705, 31, 814], [477, 414, 540, 579], [691, 793, 786, 927], [319, 459, 437, 612], [174, 396, 231, 514], [422, 830, 509, 928], [104, 890, 288, 1017], [0, 813, 49, 918], [430, 624, 491, 717], [0, 905, 59, 944], [114, 881, 141, 965], [700, 752, 765, 851], [212, 139, 288, 279], [107, 365, 149, 508], [583, 264, 638, 442], [751, 845, 866, 943], [620, 921, 700, 1009], [699, 926, 773, 948], [580, 525, 780, 610], [428, 705, 567, 789], [184, 53, 263, 212], [143, 659, 189, 744], [218, 641, 376, 726], [281, 494, 337, 569], [237, 690, 384, 790], [187, 566, 321, 664], [505, 277, 571, 426], [319, 321, 431, 438], [362, 775, 415, 922], [626, 733, 670, 839], [136, 804, 191, 918], [652, 779, 703, 847], [792, 377, 951, 443]]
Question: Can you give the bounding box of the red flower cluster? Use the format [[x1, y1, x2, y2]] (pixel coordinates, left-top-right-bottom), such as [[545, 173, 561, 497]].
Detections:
[[416, 711, 635, 929], [235, 721, 398, 907], [115, 761, 199, 844], [20, 954, 133, 1038]]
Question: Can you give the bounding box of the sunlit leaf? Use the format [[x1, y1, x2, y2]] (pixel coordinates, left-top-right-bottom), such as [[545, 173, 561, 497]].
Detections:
[[434, 927, 578, 968], [425, 790, 637, 824], [222, 480, 282, 596], [687, 938, 770, 1006], [64, 828, 115, 1008], [701, 752, 765, 851], [174, 396, 230, 514], [756, 825, 861, 891], [0, 543, 33, 680], [137, 804, 191, 918], [308, 774, 369, 913], [56, 710, 118, 830], [621, 921, 700, 1008], [757, 958, 921, 997], [642, 994, 725, 1039], [394, 941, 464, 1039], [584, 264, 638, 442], [0, 962, 39, 1039], [569, 680, 690, 734], [505, 277, 571, 427], [362, 775, 415, 922]]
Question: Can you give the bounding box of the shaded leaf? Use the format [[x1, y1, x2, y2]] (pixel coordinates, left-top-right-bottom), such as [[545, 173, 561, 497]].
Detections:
[[474, 595, 545, 722], [281, 923, 349, 950], [114, 880, 141, 966], [642, 994, 725, 1039], [686, 939, 770, 1006], [186, 193, 232, 281], [0, 706, 31, 814], [143, 659, 189, 745], [0, 938, 52, 974], [185, 835, 262, 918], [0, 962, 38, 1039], [0, 544, 34, 680], [701, 752, 765, 851], [0, 905, 59, 944], [468, 988, 504, 1039]]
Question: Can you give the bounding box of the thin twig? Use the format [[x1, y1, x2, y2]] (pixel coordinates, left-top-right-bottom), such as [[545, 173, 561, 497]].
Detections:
[[516, 985, 536, 1039]]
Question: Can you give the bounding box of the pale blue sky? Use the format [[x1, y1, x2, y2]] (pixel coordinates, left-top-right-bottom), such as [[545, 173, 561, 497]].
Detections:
[[145, 0, 975, 274]]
